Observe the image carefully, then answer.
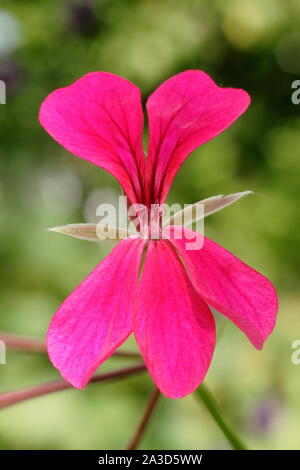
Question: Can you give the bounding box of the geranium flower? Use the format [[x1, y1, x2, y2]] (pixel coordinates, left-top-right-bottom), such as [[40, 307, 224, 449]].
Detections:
[[39, 70, 278, 399]]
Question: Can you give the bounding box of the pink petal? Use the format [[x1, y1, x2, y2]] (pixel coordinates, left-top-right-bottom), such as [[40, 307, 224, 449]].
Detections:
[[133, 240, 216, 399], [47, 237, 144, 389], [165, 226, 278, 350], [146, 70, 250, 203], [39, 72, 146, 205]]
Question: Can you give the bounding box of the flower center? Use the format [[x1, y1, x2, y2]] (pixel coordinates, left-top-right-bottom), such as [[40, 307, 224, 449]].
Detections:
[[132, 204, 164, 240]]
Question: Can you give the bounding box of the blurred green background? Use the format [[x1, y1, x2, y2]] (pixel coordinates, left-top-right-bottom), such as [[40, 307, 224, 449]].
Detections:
[[0, 0, 300, 450]]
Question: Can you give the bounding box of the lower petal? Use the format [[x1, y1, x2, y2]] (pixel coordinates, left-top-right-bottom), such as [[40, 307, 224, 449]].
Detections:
[[165, 226, 278, 350], [47, 237, 145, 388], [133, 240, 216, 399]]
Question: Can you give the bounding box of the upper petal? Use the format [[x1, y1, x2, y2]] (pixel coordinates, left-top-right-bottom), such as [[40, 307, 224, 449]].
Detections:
[[133, 240, 216, 399], [146, 70, 250, 203], [165, 226, 278, 350], [47, 237, 145, 389], [39, 72, 146, 205]]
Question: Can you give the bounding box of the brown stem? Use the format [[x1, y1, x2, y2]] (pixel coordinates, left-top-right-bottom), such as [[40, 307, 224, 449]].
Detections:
[[0, 333, 46, 353], [113, 351, 141, 359], [126, 386, 161, 450], [0, 332, 140, 358], [0, 364, 146, 409]]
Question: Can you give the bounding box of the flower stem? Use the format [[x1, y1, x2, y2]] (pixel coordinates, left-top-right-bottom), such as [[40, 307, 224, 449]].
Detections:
[[0, 364, 146, 409], [195, 384, 247, 450], [126, 386, 161, 450], [0, 332, 140, 358], [0, 332, 46, 353]]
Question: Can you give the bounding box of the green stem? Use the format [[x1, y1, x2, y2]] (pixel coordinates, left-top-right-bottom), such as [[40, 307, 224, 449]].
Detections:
[[195, 384, 247, 450]]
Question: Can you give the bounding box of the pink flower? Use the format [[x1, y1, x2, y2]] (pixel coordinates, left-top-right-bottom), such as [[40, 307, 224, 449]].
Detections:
[[39, 70, 278, 399]]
